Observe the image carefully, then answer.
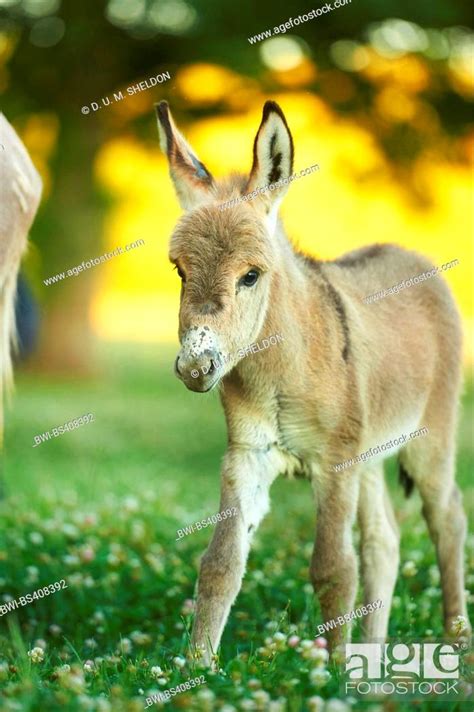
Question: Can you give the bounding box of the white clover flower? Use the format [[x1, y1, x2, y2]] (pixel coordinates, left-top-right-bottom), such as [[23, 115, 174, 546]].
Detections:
[[272, 632, 287, 651], [85, 638, 97, 649], [77, 694, 95, 710], [62, 523, 80, 539], [150, 666, 163, 679], [57, 664, 71, 674], [248, 678, 261, 689], [131, 523, 146, 544], [402, 561, 417, 577], [83, 660, 94, 672], [451, 615, 469, 636], [307, 696, 325, 712], [309, 666, 330, 688], [196, 688, 215, 700], [428, 565, 440, 585], [96, 700, 111, 712], [325, 700, 351, 712], [123, 496, 139, 512], [27, 647, 44, 663], [252, 689, 270, 705], [145, 553, 164, 574], [300, 639, 315, 650], [25, 565, 39, 583], [265, 619, 278, 630], [0, 661, 9, 680], [64, 671, 85, 692], [34, 639, 47, 650], [68, 573, 84, 587], [29, 532, 44, 545], [268, 701, 286, 712], [63, 554, 80, 566], [117, 638, 132, 654], [307, 647, 329, 664], [240, 700, 256, 711], [131, 631, 151, 646]]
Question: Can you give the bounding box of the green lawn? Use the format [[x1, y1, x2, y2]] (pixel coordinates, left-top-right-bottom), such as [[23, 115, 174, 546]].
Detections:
[[0, 345, 472, 711]]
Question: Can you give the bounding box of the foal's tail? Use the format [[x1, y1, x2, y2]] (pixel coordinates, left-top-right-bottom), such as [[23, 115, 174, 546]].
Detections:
[[398, 460, 415, 498]]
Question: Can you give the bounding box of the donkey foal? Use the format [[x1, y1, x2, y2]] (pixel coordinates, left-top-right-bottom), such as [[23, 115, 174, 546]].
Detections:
[[156, 100, 470, 664]]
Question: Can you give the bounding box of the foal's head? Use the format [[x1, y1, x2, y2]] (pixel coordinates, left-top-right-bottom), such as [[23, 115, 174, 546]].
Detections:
[[156, 100, 294, 392]]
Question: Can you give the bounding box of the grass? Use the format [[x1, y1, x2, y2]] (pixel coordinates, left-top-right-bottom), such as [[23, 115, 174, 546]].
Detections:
[[0, 344, 472, 711]]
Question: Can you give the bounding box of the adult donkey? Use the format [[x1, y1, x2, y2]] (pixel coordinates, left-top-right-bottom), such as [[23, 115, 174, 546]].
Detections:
[[0, 114, 42, 445], [156, 100, 469, 664]]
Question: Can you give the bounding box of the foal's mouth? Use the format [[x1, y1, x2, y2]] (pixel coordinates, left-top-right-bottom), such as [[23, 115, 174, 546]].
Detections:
[[183, 375, 221, 393], [174, 355, 222, 393]]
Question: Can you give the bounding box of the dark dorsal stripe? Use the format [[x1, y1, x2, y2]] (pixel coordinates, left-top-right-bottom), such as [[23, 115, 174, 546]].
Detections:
[[334, 244, 386, 268]]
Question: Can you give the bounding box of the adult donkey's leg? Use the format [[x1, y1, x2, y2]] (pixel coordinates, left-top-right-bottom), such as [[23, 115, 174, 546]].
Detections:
[[310, 470, 360, 651], [191, 446, 282, 665]]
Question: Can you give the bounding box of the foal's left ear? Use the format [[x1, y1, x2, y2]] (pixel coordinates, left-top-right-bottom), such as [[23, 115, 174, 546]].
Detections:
[[246, 101, 294, 211], [155, 101, 215, 211]]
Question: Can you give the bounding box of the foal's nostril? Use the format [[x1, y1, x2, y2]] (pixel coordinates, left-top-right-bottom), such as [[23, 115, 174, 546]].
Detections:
[[175, 356, 182, 375], [208, 359, 216, 375]]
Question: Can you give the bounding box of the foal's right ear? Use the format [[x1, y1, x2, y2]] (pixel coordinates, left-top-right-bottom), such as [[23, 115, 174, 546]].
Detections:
[[155, 101, 215, 211]]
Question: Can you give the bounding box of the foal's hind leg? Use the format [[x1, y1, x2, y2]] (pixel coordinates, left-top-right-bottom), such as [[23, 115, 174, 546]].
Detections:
[[400, 437, 470, 640], [357, 462, 400, 640]]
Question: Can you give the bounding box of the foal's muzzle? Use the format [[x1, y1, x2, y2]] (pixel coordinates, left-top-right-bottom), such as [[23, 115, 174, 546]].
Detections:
[[175, 327, 222, 392]]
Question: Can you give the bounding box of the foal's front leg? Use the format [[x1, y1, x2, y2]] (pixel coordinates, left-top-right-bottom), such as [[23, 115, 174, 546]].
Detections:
[[191, 447, 281, 665], [311, 471, 360, 650]]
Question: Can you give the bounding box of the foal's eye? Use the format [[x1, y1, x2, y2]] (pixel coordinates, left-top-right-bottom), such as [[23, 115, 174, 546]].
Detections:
[[174, 265, 186, 282], [240, 269, 260, 287]]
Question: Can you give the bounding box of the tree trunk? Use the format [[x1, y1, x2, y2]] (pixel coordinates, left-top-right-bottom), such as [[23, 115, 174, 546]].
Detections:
[[30, 119, 105, 374]]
